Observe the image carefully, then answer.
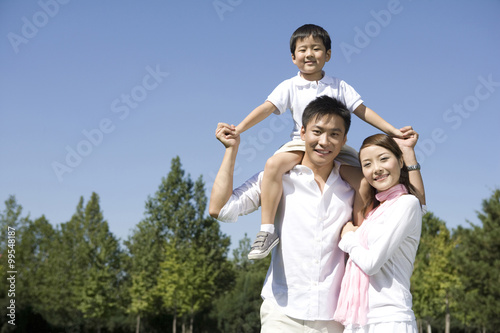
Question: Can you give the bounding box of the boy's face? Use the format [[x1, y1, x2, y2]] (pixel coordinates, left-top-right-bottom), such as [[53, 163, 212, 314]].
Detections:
[[300, 114, 347, 169], [292, 35, 331, 81]]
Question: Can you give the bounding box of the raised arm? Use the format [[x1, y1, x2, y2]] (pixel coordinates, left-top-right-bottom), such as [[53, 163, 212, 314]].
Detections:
[[393, 127, 426, 206], [353, 104, 404, 138], [209, 123, 241, 218], [234, 101, 277, 135]]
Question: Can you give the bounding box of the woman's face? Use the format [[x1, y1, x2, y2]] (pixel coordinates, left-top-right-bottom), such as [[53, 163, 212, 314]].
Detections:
[[359, 145, 403, 192]]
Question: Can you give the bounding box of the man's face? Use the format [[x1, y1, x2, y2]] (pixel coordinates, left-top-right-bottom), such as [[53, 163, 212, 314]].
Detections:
[[300, 114, 347, 169]]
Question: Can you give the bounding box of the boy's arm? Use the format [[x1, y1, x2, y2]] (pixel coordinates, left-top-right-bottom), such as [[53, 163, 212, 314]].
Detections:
[[235, 101, 277, 135], [209, 123, 240, 218], [353, 104, 404, 137]]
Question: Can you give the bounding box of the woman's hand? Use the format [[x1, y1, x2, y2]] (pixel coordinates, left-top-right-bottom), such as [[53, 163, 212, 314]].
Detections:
[[341, 221, 358, 238]]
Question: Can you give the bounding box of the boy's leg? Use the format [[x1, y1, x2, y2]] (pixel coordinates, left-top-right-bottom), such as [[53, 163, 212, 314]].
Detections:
[[248, 151, 303, 260], [337, 144, 371, 226], [335, 144, 361, 167]]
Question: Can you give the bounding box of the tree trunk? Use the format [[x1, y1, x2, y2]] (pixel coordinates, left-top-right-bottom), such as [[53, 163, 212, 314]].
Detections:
[[189, 312, 194, 333], [426, 320, 432, 333], [417, 319, 423, 333], [445, 296, 450, 333], [136, 314, 141, 333], [172, 312, 177, 333]]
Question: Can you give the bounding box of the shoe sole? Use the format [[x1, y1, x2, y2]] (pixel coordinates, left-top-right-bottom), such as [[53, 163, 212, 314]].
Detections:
[[247, 237, 280, 260]]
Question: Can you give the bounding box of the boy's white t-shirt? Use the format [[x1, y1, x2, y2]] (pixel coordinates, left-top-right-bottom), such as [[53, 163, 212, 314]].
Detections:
[[267, 72, 364, 141]]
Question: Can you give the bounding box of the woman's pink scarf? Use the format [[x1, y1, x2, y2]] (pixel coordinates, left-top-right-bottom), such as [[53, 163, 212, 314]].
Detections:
[[333, 184, 408, 327]]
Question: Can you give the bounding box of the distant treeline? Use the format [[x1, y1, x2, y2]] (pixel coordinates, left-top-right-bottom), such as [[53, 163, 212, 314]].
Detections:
[[0, 157, 499, 333]]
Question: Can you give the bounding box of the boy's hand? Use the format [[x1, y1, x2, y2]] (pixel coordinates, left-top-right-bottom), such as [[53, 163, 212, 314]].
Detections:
[[215, 123, 240, 148], [389, 126, 416, 139], [395, 126, 418, 148], [390, 128, 405, 138]]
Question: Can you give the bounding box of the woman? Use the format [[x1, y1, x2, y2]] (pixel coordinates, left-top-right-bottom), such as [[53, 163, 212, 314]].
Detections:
[[333, 133, 425, 333]]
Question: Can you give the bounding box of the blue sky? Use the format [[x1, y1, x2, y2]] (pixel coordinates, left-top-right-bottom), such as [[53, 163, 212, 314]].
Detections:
[[1, 0, 499, 252]]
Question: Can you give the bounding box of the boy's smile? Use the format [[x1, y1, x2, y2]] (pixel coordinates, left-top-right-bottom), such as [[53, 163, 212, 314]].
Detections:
[[292, 35, 331, 82]]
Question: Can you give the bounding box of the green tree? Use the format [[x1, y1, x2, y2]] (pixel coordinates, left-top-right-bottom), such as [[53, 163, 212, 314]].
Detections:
[[127, 157, 231, 333], [33, 194, 124, 332], [453, 189, 500, 332], [0, 196, 29, 332], [125, 157, 197, 332], [124, 157, 192, 332], [15, 216, 56, 311], [212, 235, 270, 333], [77, 192, 124, 333], [0, 196, 28, 251], [125, 218, 165, 333], [411, 212, 459, 333], [44, 197, 87, 330]]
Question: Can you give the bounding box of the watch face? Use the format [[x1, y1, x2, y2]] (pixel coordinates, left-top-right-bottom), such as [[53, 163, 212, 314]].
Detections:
[[407, 164, 420, 171]]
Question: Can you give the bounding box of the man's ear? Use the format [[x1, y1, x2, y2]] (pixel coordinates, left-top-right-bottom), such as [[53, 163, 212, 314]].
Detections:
[[300, 126, 306, 141]]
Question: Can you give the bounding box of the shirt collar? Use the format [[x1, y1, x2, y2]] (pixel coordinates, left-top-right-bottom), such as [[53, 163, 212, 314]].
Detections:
[[294, 71, 333, 86], [289, 162, 341, 186]]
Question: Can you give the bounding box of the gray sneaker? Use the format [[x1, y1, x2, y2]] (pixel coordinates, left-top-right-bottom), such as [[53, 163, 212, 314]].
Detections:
[[248, 231, 279, 260]]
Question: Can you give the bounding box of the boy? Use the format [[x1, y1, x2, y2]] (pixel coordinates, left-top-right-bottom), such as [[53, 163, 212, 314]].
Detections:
[[224, 24, 409, 260]]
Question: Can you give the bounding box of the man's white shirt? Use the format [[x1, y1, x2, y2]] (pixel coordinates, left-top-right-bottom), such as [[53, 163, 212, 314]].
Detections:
[[217, 162, 354, 320]]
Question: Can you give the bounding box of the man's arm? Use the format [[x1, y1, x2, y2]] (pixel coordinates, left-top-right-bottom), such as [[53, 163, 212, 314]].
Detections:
[[209, 123, 240, 218]]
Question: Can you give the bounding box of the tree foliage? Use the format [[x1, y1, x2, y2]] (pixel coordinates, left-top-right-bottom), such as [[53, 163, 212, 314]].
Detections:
[[411, 212, 459, 332], [452, 189, 500, 332], [2, 167, 498, 332], [126, 156, 232, 333], [212, 235, 270, 333]]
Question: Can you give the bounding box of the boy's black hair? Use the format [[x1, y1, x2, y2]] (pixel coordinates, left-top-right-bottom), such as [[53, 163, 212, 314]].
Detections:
[[290, 24, 332, 54], [302, 96, 351, 135]]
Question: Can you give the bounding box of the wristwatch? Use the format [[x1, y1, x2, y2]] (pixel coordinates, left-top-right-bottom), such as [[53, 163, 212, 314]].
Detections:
[[407, 163, 421, 171]]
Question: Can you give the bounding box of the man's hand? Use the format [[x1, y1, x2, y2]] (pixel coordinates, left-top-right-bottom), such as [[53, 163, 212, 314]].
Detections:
[[209, 123, 241, 218], [215, 122, 240, 148]]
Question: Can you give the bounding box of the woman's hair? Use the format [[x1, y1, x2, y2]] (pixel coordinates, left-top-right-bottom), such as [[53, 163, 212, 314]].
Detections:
[[360, 134, 418, 217], [290, 24, 332, 55]]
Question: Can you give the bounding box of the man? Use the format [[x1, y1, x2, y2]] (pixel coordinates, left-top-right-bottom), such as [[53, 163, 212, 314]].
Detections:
[[210, 96, 353, 332]]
